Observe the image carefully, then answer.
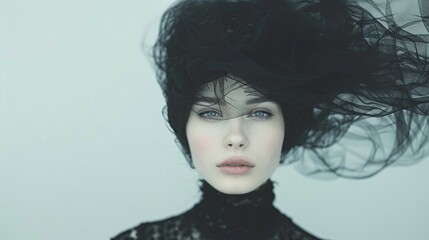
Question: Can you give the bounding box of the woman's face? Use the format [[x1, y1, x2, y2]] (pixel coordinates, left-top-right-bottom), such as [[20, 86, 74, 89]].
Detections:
[[186, 79, 285, 194]]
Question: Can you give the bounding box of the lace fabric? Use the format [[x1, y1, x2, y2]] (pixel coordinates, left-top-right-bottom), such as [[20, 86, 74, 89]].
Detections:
[[112, 180, 322, 240]]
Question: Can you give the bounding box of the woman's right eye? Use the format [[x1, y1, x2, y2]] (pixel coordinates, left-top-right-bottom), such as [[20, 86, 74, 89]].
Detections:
[[198, 111, 222, 120]]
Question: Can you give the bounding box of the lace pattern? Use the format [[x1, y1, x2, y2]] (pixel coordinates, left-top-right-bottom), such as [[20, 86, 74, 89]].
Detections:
[[112, 180, 322, 240]]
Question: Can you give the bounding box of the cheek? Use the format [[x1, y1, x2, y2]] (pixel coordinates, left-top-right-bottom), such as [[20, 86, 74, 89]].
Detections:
[[251, 123, 284, 173], [189, 135, 213, 153], [186, 122, 221, 174], [263, 138, 283, 163], [269, 133, 284, 150], [258, 128, 284, 153], [260, 130, 284, 173], [186, 120, 219, 158]]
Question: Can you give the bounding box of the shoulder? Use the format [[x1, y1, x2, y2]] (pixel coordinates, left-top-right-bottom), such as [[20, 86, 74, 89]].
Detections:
[[276, 214, 324, 240], [111, 210, 192, 240]]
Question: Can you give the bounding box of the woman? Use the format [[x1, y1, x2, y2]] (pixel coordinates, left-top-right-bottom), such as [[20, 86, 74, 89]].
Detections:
[[113, 0, 429, 239]]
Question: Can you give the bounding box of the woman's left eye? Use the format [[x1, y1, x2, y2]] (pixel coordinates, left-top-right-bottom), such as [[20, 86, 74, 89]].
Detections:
[[248, 110, 272, 119]]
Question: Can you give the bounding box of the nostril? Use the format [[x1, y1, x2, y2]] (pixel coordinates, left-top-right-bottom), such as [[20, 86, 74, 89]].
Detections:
[[226, 142, 246, 149]]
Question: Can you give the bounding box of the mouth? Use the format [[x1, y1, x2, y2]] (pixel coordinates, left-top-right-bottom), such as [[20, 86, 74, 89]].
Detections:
[[217, 158, 254, 175]]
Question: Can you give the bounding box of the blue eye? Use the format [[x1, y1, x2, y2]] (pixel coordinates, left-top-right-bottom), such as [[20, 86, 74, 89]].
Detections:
[[198, 111, 222, 120], [249, 110, 272, 119]]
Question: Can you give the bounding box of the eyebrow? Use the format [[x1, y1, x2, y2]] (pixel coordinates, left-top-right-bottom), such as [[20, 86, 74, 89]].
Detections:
[[194, 96, 275, 105], [193, 96, 221, 105], [245, 96, 275, 105]]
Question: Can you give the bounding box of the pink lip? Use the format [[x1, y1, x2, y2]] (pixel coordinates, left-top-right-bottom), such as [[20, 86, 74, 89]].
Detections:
[[217, 158, 255, 175]]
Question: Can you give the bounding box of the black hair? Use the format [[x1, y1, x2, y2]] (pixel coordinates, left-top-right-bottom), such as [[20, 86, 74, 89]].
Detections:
[[153, 0, 429, 178]]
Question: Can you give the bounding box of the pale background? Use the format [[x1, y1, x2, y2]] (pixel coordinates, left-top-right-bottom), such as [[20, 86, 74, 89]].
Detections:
[[1, 1, 428, 240]]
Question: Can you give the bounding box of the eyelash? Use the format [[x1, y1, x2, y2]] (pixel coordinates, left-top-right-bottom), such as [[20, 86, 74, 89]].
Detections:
[[197, 110, 222, 120], [249, 110, 272, 119], [197, 110, 273, 120]]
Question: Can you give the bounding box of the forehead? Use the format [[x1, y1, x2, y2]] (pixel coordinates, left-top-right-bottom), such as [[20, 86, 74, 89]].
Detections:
[[197, 77, 264, 101]]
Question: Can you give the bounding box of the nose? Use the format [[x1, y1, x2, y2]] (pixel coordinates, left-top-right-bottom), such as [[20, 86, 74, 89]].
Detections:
[[223, 117, 248, 150]]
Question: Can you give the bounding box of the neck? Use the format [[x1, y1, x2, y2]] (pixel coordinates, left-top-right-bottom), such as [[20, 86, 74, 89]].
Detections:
[[191, 179, 282, 239]]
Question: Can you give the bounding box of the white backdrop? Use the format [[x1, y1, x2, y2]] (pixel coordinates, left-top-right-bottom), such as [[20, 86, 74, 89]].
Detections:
[[1, 1, 428, 240]]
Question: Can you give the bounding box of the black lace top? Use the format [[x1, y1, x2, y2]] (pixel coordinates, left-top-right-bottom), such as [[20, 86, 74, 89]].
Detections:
[[112, 180, 322, 240]]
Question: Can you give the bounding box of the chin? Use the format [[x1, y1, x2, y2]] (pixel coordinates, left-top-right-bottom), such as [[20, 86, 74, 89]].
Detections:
[[210, 178, 264, 195]]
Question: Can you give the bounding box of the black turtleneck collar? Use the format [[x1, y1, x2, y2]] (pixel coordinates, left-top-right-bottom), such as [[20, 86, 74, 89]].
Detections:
[[190, 179, 283, 240]]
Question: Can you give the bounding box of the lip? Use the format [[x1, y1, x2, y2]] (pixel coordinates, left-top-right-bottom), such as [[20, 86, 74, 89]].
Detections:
[[217, 158, 255, 175]]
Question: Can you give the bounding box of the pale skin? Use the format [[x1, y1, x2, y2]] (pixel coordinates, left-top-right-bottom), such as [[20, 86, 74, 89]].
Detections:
[[186, 79, 285, 194]]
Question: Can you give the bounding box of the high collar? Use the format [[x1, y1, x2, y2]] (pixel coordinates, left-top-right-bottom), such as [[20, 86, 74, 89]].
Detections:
[[191, 179, 283, 240]]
